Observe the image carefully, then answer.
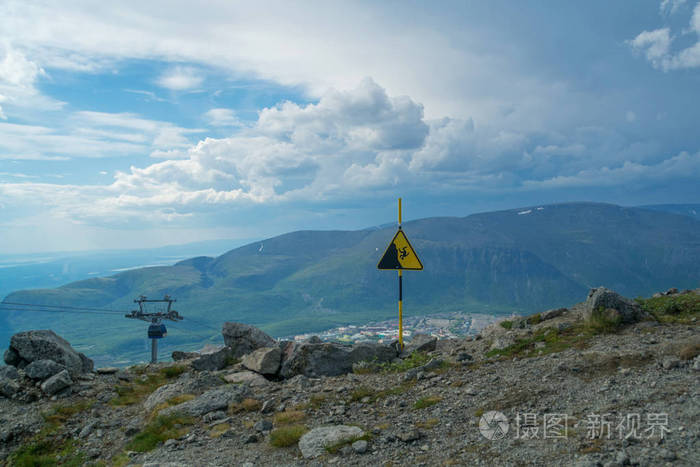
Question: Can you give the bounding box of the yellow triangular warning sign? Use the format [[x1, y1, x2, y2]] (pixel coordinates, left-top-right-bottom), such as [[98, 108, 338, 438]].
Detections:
[[377, 229, 423, 270]]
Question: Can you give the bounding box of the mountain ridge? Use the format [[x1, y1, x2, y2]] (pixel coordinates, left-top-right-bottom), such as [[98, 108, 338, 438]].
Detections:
[[2, 202, 699, 365]]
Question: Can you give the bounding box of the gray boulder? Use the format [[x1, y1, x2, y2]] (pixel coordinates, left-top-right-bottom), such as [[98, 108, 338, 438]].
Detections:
[[0, 365, 20, 380], [221, 322, 276, 359], [280, 342, 353, 378], [541, 308, 567, 321], [24, 359, 66, 380], [143, 371, 224, 412], [298, 425, 364, 459], [583, 288, 649, 324], [405, 333, 437, 353], [223, 370, 270, 387], [280, 341, 398, 379], [242, 347, 282, 375], [172, 351, 200, 361], [0, 373, 20, 398], [5, 330, 93, 376], [40, 369, 72, 395], [3, 348, 20, 366], [160, 385, 250, 417], [348, 342, 397, 364], [192, 347, 233, 371]]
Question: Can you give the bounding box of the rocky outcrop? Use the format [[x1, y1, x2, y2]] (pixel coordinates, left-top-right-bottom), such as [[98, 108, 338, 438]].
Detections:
[[241, 347, 281, 375], [348, 342, 397, 364], [221, 322, 276, 359], [280, 341, 397, 378], [298, 425, 365, 459], [280, 342, 351, 378], [4, 330, 93, 377], [404, 333, 437, 353], [24, 359, 66, 380], [40, 369, 72, 395], [143, 371, 224, 412], [191, 347, 233, 372], [223, 370, 269, 387], [583, 287, 649, 323], [159, 385, 250, 417]]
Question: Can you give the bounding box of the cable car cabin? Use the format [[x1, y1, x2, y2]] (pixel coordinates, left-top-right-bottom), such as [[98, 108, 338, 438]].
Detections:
[[148, 323, 167, 339]]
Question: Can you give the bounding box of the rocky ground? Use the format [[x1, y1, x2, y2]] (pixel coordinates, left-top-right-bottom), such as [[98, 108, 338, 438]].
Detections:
[[1, 288, 699, 466]]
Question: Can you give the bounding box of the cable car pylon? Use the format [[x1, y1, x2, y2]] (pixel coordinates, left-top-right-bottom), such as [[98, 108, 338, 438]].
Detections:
[[125, 295, 183, 363]]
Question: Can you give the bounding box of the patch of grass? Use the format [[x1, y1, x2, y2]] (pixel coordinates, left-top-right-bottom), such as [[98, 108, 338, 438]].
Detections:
[[209, 423, 231, 438], [415, 418, 439, 429], [229, 397, 262, 413], [300, 393, 332, 409], [585, 306, 622, 334], [110, 366, 186, 407], [151, 393, 196, 418], [43, 400, 95, 428], [353, 351, 431, 374], [348, 383, 414, 405], [527, 313, 542, 325], [679, 343, 700, 360], [110, 453, 130, 467], [486, 325, 590, 359], [273, 410, 306, 425], [350, 386, 376, 402], [160, 365, 187, 379], [10, 438, 84, 467], [413, 395, 442, 409], [126, 412, 195, 452], [499, 320, 513, 330], [474, 408, 485, 418], [638, 294, 700, 324], [269, 424, 308, 448]]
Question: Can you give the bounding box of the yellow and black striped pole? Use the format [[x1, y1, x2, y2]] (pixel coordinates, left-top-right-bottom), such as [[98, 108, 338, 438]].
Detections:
[[398, 197, 403, 350]]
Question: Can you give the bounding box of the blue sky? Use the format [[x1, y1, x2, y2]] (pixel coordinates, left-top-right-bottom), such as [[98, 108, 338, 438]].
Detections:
[[0, 0, 699, 254]]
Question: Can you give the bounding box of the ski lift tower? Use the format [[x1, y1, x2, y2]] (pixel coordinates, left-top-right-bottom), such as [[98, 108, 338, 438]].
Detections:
[[125, 295, 183, 363]]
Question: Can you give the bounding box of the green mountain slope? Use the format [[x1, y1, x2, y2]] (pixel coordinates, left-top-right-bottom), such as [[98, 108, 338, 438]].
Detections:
[[3, 202, 699, 365]]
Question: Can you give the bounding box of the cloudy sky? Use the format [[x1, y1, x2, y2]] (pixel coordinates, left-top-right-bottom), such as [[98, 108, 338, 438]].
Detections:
[[0, 0, 699, 254]]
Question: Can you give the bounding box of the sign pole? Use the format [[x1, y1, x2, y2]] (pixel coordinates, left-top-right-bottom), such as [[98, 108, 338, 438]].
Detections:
[[398, 198, 403, 350]]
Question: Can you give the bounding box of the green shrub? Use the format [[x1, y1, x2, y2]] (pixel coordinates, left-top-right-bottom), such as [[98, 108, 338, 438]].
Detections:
[[159, 365, 187, 379], [527, 314, 542, 325], [499, 320, 513, 330], [413, 395, 442, 409], [638, 294, 700, 323], [586, 306, 622, 334], [126, 412, 195, 452], [269, 425, 308, 447]]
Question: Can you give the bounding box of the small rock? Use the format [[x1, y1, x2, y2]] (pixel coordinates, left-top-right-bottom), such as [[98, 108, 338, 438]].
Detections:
[[352, 439, 368, 454], [254, 419, 273, 432], [340, 445, 353, 456], [261, 399, 276, 413], [661, 357, 681, 370], [0, 366, 20, 380], [298, 425, 364, 459], [456, 352, 472, 362], [96, 367, 119, 374], [203, 411, 227, 423], [398, 428, 422, 443], [243, 433, 258, 444], [0, 377, 20, 398]]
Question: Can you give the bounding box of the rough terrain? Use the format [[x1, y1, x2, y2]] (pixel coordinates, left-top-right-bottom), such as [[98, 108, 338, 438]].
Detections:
[[1, 288, 698, 466]]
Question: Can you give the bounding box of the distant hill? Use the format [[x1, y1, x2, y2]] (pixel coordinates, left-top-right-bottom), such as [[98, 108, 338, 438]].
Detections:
[[3, 202, 699, 365], [636, 203, 700, 221]]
